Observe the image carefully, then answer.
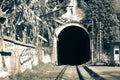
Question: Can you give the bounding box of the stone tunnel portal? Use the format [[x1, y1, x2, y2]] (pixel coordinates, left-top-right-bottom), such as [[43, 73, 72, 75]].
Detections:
[[57, 25, 90, 65]]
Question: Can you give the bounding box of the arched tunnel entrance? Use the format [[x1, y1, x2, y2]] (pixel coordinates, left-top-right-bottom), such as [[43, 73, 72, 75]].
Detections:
[[56, 25, 90, 65]]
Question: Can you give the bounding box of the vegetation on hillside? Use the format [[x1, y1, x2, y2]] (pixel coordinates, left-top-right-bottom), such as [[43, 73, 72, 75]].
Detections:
[[0, 0, 120, 62], [81, 0, 120, 62]]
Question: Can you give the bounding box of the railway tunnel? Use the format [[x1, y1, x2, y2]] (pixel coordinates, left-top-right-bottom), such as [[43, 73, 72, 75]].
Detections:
[[53, 23, 90, 65]]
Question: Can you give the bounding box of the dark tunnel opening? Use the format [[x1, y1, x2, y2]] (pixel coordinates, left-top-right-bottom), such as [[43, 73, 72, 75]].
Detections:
[[57, 26, 90, 65]]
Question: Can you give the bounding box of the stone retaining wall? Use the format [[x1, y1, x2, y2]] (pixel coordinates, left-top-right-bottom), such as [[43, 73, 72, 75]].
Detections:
[[0, 38, 39, 76]]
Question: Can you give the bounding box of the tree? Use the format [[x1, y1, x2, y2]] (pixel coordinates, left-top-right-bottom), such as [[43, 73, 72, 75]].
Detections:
[[82, 0, 120, 56]]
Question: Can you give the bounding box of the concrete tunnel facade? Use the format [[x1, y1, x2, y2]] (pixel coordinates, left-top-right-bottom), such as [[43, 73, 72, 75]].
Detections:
[[52, 23, 90, 65]]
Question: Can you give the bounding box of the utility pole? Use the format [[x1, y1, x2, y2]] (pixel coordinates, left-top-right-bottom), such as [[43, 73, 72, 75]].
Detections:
[[91, 19, 94, 63], [99, 22, 103, 62]]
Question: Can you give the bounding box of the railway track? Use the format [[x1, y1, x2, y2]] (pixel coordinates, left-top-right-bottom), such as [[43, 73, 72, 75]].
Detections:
[[55, 66, 68, 80], [55, 65, 105, 80], [4, 65, 106, 80]]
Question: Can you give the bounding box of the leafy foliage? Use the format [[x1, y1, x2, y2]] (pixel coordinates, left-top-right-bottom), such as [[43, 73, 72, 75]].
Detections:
[[82, 0, 120, 53]]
